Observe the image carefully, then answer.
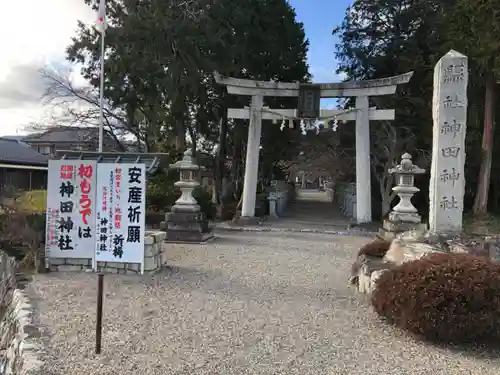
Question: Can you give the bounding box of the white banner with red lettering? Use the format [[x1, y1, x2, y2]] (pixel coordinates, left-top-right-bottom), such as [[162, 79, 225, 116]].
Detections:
[[45, 160, 97, 259], [94, 163, 146, 267]]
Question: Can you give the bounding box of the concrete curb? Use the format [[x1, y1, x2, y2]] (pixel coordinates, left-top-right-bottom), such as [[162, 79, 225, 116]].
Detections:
[[214, 225, 377, 237]]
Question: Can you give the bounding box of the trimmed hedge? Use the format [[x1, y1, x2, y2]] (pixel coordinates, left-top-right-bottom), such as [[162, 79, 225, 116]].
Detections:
[[371, 252, 500, 343]]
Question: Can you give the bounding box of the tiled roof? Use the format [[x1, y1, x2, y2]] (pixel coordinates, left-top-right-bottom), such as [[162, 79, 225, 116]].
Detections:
[[23, 126, 99, 143], [55, 150, 169, 175], [1, 135, 26, 142], [0, 138, 49, 166]]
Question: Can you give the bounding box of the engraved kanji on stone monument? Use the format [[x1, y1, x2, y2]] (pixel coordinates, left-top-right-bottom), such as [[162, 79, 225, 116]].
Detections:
[[429, 50, 468, 233]]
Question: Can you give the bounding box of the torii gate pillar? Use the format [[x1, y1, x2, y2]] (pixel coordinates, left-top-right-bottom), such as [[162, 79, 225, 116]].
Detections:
[[241, 95, 263, 217], [355, 95, 372, 223]]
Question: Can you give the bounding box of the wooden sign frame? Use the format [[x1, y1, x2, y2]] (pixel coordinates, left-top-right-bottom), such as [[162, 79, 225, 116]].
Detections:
[[298, 84, 321, 118]]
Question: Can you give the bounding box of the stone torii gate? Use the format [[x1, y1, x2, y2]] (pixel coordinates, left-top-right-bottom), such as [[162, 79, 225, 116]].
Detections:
[[214, 71, 413, 224]]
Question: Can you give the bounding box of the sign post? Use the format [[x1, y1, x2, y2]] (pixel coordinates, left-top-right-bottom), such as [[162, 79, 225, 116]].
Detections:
[[95, 273, 104, 354]]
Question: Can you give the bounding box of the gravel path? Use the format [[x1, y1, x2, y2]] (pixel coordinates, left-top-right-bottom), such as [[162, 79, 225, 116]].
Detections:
[[31, 231, 500, 375]]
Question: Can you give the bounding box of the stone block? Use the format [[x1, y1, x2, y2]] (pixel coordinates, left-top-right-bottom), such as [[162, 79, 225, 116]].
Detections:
[[397, 227, 428, 242], [125, 264, 140, 273], [146, 242, 161, 257], [144, 255, 158, 272], [370, 269, 388, 287], [20, 325, 40, 339], [100, 267, 120, 274], [48, 258, 65, 266], [166, 211, 205, 223], [0, 276, 44, 375], [388, 211, 421, 224], [383, 239, 442, 265], [165, 211, 213, 243], [166, 230, 213, 243], [144, 244, 154, 257], [383, 219, 426, 233], [106, 261, 126, 269], [380, 223, 427, 242], [378, 228, 396, 241], [357, 266, 371, 293], [144, 235, 155, 245], [268, 199, 278, 218], [448, 243, 468, 254], [146, 231, 166, 242], [350, 253, 392, 293], [69, 258, 92, 266], [57, 265, 83, 272]]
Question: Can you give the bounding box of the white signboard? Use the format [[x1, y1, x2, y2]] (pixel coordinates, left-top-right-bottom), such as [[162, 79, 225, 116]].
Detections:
[[95, 163, 146, 268], [45, 160, 97, 259]]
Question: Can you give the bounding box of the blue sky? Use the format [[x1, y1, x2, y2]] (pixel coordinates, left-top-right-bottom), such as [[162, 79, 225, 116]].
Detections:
[[288, 0, 353, 107]]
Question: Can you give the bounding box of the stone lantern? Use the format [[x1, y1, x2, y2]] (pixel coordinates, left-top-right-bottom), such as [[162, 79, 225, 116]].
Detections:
[[165, 150, 213, 242], [380, 153, 426, 240]]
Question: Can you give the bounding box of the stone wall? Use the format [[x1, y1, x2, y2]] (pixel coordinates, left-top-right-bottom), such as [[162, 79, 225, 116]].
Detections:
[[0, 252, 43, 375], [334, 182, 357, 220], [48, 230, 167, 274], [355, 241, 443, 294], [354, 233, 500, 295]]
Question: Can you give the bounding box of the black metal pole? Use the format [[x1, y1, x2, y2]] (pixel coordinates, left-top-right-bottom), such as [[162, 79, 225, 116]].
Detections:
[[96, 273, 104, 354]]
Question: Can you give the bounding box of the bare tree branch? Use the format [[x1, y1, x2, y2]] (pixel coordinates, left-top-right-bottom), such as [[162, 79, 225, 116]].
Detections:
[[27, 67, 143, 151]]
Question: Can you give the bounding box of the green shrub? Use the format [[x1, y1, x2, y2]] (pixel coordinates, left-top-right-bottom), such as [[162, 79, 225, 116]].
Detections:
[[371, 252, 500, 343], [146, 168, 180, 212], [145, 210, 165, 228], [192, 186, 215, 220], [0, 212, 45, 263], [255, 193, 269, 216], [358, 238, 391, 258]]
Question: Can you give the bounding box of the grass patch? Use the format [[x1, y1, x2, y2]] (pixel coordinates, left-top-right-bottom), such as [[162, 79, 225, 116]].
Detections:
[[463, 213, 500, 235], [17, 190, 47, 213]]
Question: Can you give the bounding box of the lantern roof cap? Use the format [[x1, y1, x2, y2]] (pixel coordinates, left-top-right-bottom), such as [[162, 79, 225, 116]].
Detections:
[[169, 149, 202, 171], [389, 152, 425, 175]]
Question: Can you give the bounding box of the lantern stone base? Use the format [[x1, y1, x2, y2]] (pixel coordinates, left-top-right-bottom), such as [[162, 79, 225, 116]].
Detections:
[[165, 211, 214, 243], [389, 211, 421, 223], [379, 219, 427, 241]]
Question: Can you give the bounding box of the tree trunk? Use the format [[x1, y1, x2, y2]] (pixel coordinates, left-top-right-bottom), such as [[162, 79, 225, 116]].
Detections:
[[215, 113, 228, 204], [473, 75, 495, 215], [175, 124, 186, 153], [232, 122, 244, 192], [379, 175, 394, 218], [187, 124, 197, 156]]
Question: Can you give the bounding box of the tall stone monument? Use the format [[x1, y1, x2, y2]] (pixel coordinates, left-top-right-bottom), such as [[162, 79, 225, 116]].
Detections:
[[429, 50, 468, 233]]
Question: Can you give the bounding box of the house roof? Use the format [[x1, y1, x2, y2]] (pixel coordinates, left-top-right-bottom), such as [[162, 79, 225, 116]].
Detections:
[[0, 138, 49, 166], [23, 126, 101, 144], [1, 135, 26, 142]]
